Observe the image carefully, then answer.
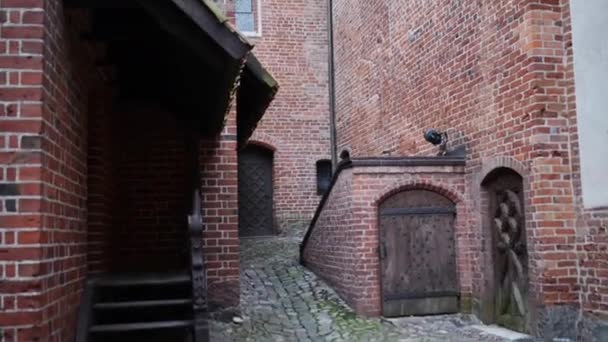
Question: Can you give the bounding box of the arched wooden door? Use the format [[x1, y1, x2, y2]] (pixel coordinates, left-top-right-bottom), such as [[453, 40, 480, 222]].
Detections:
[[238, 145, 274, 237], [379, 189, 458, 317]]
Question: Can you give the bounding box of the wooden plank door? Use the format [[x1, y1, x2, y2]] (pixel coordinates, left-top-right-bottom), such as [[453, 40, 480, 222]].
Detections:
[[379, 190, 458, 317], [238, 145, 274, 237]]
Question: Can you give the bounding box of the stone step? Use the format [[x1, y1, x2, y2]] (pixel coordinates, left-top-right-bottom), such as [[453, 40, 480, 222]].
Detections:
[[95, 272, 190, 287], [471, 325, 535, 341], [94, 298, 192, 309], [90, 320, 193, 333]]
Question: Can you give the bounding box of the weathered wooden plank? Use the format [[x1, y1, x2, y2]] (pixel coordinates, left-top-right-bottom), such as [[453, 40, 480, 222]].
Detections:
[[64, 0, 137, 9], [90, 320, 192, 333], [383, 296, 459, 318], [379, 190, 458, 317]]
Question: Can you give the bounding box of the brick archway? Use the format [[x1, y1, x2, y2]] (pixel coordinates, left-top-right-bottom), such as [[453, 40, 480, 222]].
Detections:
[[247, 139, 277, 152], [477, 157, 529, 186], [374, 180, 465, 206], [248, 132, 280, 152]]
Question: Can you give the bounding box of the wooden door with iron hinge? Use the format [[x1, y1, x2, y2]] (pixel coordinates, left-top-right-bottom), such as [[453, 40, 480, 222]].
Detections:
[[379, 189, 458, 317]]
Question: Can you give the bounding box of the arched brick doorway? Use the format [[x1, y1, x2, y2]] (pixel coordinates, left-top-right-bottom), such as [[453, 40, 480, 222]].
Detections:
[[238, 144, 274, 236], [378, 189, 458, 317]]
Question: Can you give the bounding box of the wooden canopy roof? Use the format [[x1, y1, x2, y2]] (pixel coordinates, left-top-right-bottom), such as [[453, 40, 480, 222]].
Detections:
[[66, 0, 278, 145]]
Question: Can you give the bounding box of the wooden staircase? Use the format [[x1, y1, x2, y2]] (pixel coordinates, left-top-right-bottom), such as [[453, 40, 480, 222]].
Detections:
[[77, 272, 195, 342], [76, 133, 211, 341]]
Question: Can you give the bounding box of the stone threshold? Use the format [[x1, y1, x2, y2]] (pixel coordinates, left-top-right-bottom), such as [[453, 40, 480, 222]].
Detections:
[[470, 325, 536, 342]]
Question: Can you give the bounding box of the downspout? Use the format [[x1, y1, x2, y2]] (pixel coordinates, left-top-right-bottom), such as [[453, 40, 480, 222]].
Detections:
[[327, 0, 338, 169]]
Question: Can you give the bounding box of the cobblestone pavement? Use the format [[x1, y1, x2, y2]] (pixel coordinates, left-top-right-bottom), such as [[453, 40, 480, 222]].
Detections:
[[210, 236, 515, 342]]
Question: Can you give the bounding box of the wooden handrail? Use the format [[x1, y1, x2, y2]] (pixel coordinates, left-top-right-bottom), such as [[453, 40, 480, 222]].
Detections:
[[187, 134, 209, 342], [188, 188, 209, 341], [75, 278, 98, 342]]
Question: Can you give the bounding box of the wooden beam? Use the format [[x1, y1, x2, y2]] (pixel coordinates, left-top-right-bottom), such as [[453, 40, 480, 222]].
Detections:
[[171, 0, 251, 59], [208, 58, 244, 128], [245, 55, 279, 90], [64, 0, 138, 9], [81, 30, 162, 42], [134, 0, 229, 71], [95, 61, 113, 70], [137, 0, 251, 60]]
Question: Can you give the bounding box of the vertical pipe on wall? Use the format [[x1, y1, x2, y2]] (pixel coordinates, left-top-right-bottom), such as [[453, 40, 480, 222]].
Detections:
[[327, 0, 338, 170]]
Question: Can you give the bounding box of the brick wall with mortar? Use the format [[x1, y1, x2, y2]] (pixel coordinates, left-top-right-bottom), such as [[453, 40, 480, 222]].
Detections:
[[110, 104, 190, 272], [0, 1, 244, 339], [87, 103, 241, 309], [200, 108, 241, 309], [303, 165, 467, 316], [328, 0, 606, 339], [86, 87, 116, 274], [243, 0, 331, 234], [0, 0, 99, 340]]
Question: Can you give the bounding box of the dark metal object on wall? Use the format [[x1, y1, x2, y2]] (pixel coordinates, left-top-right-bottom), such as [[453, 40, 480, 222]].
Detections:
[[424, 129, 444, 146], [424, 129, 449, 156], [379, 189, 459, 317], [238, 145, 274, 236]]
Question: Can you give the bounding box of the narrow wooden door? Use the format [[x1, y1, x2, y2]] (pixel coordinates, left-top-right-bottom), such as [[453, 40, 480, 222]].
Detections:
[[379, 190, 458, 317], [483, 169, 529, 332], [238, 145, 274, 237]]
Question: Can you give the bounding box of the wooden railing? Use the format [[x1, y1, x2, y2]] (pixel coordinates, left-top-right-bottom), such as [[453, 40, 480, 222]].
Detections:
[[75, 278, 98, 342], [188, 135, 209, 342]]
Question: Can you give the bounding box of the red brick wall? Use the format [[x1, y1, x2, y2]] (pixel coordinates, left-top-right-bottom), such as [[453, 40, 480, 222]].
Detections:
[[84, 68, 241, 311], [1, 0, 99, 340], [200, 109, 240, 309], [329, 0, 603, 337], [87, 104, 240, 308], [1, 1, 251, 339], [244, 0, 331, 233], [107, 104, 190, 272], [38, 3, 91, 339], [0, 0, 46, 339], [86, 88, 116, 273], [302, 168, 356, 306], [87, 100, 241, 287], [303, 164, 467, 316]]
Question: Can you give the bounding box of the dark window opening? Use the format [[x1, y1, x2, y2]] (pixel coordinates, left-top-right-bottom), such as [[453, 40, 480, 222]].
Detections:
[[316, 159, 332, 195]]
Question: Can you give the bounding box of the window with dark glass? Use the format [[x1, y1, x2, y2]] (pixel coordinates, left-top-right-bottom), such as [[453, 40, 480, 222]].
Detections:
[[316, 160, 332, 195]]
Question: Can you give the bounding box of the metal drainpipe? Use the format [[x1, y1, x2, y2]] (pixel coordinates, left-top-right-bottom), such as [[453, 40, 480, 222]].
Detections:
[[327, 0, 338, 170]]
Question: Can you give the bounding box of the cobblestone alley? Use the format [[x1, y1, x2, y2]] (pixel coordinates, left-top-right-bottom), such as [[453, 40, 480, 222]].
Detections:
[[210, 237, 529, 342]]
